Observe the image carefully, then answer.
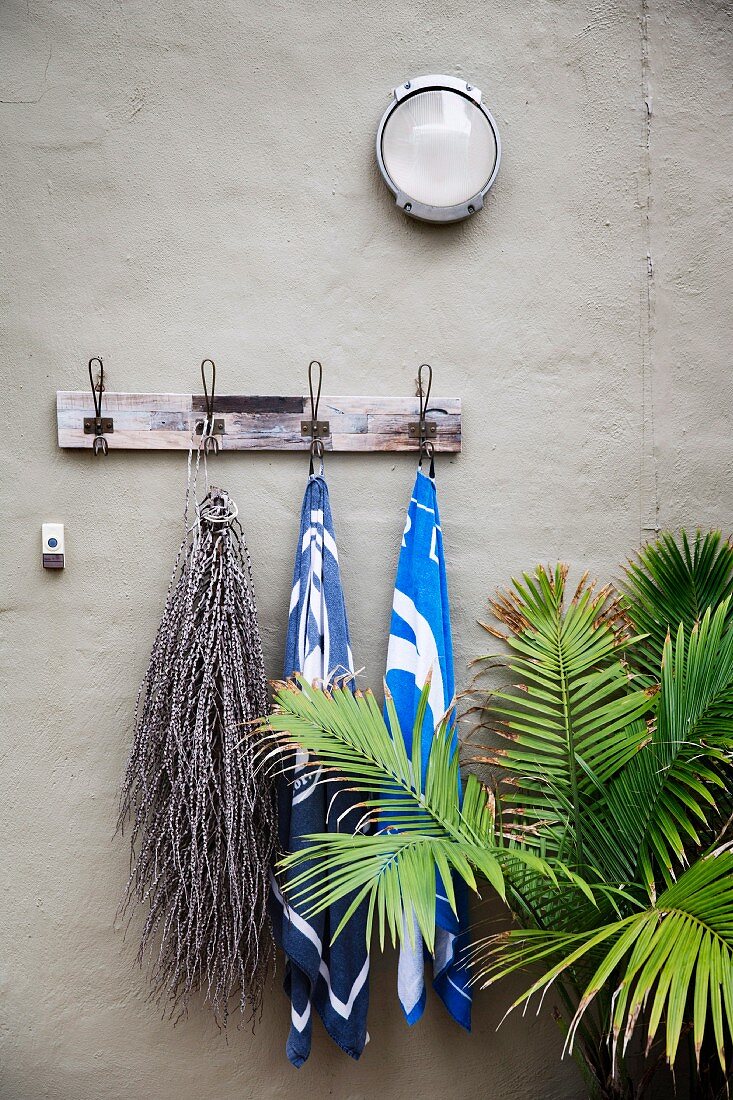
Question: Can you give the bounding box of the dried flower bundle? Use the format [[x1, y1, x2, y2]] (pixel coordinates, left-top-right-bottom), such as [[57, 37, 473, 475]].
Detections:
[[118, 465, 275, 1025]]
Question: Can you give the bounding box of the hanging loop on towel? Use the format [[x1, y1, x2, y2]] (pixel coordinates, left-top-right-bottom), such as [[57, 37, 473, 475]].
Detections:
[[84, 356, 112, 456], [198, 358, 223, 455], [416, 363, 436, 477], [302, 359, 330, 474]]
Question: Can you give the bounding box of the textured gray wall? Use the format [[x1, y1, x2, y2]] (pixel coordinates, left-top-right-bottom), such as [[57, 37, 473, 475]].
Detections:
[[1, 1, 731, 1098]]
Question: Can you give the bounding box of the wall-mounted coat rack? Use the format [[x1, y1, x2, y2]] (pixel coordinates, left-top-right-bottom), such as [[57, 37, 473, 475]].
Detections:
[[56, 360, 462, 454]]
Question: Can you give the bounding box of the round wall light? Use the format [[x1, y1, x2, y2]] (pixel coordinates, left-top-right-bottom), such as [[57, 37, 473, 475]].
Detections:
[[376, 74, 501, 224]]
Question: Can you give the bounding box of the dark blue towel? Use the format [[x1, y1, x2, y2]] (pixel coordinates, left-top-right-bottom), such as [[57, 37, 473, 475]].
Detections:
[[271, 473, 370, 1066]]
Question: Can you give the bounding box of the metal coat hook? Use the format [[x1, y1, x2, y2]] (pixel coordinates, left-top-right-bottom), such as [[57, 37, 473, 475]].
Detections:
[[411, 363, 436, 476], [301, 359, 330, 474], [84, 356, 113, 455], [196, 358, 224, 454], [309, 359, 322, 422]]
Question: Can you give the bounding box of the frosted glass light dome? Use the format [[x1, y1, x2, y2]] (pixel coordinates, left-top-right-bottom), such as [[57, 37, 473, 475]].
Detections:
[[376, 75, 501, 223]]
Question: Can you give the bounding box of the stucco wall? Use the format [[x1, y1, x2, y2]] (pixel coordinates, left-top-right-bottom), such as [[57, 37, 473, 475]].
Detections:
[[1, 1, 731, 1098]]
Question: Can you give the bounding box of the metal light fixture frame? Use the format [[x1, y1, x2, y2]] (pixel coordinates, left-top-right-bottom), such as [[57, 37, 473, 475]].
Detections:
[[376, 73, 501, 224]]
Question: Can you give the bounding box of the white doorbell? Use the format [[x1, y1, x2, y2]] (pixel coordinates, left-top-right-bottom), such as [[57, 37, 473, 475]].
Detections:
[[42, 523, 65, 569]]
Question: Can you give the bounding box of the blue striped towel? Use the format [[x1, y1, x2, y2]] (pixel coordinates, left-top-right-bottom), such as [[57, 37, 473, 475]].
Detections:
[[384, 467, 472, 1030], [272, 472, 370, 1066]]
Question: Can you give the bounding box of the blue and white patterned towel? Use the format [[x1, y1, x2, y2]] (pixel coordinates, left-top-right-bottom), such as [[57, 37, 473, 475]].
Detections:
[[385, 467, 472, 1031], [272, 472, 370, 1066]]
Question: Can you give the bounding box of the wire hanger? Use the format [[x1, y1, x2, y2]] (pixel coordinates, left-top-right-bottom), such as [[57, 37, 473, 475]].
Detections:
[[416, 362, 436, 478], [87, 356, 110, 456], [200, 358, 220, 455], [308, 359, 326, 476]]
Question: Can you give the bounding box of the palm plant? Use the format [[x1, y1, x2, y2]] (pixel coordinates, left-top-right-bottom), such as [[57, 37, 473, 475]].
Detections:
[[263, 531, 733, 1099]]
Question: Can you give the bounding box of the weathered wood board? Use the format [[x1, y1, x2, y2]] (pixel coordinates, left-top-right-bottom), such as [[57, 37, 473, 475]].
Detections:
[[56, 392, 462, 452]]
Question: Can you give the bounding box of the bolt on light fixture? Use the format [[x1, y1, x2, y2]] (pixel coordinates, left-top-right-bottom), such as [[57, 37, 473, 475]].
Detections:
[[376, 74, 501, 224]]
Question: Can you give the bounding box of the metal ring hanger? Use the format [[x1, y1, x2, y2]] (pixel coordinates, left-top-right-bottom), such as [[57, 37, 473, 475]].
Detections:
[[88, 356, 109, 456], [200, 358, 220, 455], [417, 362, 435, 477], [308, 359, 325, 476]]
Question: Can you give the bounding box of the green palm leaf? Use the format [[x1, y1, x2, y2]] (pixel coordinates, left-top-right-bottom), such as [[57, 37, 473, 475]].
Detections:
[[622, 529, 733, 678], [592, 602, 733, 890], [478, 565, 654, 865], [263, 676, 577, 952], [472, 848, 733, 1072]]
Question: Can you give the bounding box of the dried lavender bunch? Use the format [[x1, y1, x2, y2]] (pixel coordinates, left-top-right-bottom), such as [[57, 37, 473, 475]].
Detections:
[[118, 474, 276, 1025]]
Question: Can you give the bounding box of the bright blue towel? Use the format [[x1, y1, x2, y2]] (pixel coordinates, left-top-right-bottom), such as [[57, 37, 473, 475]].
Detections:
[[385, 467, 472, 1031], [272, 473, 370, 1066]]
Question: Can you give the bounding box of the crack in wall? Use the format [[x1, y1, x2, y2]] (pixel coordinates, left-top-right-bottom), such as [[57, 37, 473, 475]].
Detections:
[[639, 0, 659, 540], [0, 42, 51, 105]]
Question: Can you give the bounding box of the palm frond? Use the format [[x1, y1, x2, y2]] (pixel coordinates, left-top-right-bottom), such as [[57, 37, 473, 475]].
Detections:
[[594, 602, 733, 890], [262, 677, 577, 952], [478, 565, 654, 866], [622, 529, 733, 678], [472, 848, 733, 1072]]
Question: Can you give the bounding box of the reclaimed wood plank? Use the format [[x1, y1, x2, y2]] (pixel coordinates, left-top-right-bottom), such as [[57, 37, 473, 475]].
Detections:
[[367, 412, 461, 435], [58, 429, 195, 450], [227, 412, 368, 436], [151, 411, 194, 431], [319, 395, 461, 415], [56, 392, 461, 452], [191, 394, 305, 414], [325, 434, 459, 453], [57, 408, 153, 431], [57, 428, 461, 453], [57, 391, 193, 413]]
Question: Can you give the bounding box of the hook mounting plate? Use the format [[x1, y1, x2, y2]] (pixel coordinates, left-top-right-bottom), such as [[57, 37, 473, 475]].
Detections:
[[84, 417, 114, 434], [195, 418, 225, 436], [301, 419, 330, 439], [408, 421, 437, 439]]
